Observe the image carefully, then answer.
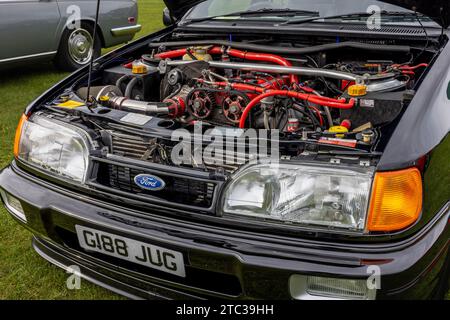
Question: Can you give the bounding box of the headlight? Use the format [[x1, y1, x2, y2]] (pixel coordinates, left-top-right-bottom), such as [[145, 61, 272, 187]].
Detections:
[[221, 163, 373, 231], [16, 115, 90, 183]]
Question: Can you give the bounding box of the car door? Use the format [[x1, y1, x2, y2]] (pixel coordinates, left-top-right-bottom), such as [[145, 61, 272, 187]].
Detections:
[[0, 0, 61, 62]]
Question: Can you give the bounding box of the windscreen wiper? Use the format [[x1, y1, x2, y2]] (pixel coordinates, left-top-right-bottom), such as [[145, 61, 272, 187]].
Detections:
[[281, 11, 425, 26], [182, 8, 319, 25]]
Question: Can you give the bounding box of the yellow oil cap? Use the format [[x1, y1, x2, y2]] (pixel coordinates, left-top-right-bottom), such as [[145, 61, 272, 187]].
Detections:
[[347, 84, 367, 97], [132, 63, 147, 74], [329, 125, 349, 138]]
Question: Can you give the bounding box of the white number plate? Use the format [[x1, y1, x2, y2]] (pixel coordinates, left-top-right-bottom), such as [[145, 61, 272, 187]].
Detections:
[[76, 225, 186, 277]]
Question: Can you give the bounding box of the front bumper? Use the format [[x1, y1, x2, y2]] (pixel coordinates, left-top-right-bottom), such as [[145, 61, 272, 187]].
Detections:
[[0, 163, 449, 300]]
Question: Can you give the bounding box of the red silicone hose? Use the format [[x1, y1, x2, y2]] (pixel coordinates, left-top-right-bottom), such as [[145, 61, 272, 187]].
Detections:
[[238, 90, 355, 128], [155, 46, 298, 84]]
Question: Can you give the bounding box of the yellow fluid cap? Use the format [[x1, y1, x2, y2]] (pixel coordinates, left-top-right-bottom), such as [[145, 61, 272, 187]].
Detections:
[[99, 95, 110, 102], [132, 63, 147, 74], [348, 84, 367, 97], [329, 125, 349, 138]]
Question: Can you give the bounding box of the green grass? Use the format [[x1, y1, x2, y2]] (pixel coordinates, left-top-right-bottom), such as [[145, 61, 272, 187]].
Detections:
[[0, 0, 448, 300], [0, 0, 164, 300]]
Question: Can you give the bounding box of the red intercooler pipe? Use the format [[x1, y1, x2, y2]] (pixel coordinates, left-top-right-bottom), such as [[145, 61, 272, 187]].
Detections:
[[155, 46, 298, 84], [155, 48, 188, 59]]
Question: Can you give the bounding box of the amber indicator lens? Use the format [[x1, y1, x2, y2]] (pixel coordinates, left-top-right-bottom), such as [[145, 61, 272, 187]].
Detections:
[[367, 168, 422, 232], [13, 114, 28, 158]]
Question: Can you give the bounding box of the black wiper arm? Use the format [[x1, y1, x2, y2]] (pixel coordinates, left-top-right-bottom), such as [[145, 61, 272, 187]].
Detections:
[[281, 11, 424, 25], [281, 12, 368, 25], [183, 9, 319, 25], [237, 8, 319, 17]]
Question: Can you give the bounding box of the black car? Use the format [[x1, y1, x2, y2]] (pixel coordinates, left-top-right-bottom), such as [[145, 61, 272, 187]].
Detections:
[[0, 0, 449, 300]]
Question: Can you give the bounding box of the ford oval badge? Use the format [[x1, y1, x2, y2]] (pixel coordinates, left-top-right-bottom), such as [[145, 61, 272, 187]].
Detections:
[[134, 174, 165, 191]]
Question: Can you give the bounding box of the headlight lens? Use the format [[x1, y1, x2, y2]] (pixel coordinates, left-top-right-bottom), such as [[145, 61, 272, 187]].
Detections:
[[222, 163, 373, 231], [17, 115, 90, 183]]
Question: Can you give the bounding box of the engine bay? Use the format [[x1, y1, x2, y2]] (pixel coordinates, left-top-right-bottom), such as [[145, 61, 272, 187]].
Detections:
[[43, 36, 439, 174]]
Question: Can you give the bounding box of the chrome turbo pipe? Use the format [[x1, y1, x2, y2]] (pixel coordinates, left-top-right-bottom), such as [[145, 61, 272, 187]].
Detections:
[[77, 85, 171, 116], [160, 60, 402, 91], [107, 96, 171, 116], [161, 60, 373, 82]]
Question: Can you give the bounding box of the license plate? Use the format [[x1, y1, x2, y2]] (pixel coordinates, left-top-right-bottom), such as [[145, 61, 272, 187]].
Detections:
[[76, 225, 186, 277]]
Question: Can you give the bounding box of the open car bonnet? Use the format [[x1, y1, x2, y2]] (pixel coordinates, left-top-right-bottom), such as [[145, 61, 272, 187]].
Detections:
[[163, 0, 449, 28]]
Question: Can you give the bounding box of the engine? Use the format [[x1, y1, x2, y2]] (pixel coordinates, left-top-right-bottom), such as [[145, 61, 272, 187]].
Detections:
[[64, 42, 430, 159]]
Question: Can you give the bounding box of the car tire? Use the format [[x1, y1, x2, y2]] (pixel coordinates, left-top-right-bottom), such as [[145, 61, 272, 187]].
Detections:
[[54, 22, 101, 72]]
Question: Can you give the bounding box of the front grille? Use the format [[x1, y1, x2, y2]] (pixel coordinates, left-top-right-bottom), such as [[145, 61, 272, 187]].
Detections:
[[109, 130, 245, 173], [111, 132, 154, 159], [97, 164, 216, 208]]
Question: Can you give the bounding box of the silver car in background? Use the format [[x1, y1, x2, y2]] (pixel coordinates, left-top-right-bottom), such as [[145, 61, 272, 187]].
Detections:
[[0, 0, 141, 71]]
